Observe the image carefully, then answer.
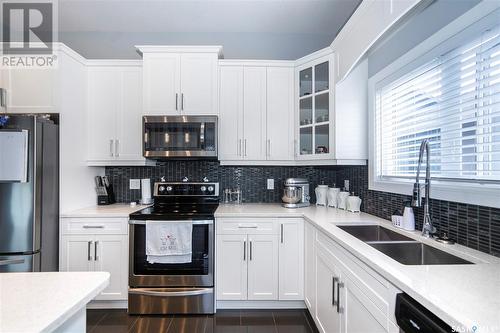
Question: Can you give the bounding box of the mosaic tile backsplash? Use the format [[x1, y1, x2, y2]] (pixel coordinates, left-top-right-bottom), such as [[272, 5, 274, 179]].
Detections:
[[106, 162, 500, 257]]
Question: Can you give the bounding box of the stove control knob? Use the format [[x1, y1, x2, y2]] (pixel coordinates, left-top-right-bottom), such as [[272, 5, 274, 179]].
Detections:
[[200, 186, 207, 192], [166, 186, 173, 192], [159, 186, 165, 192], [207, 186, 214, 192]]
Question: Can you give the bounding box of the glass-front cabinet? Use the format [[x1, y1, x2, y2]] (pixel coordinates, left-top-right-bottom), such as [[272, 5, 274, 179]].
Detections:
[[296, 54, 334, 159]]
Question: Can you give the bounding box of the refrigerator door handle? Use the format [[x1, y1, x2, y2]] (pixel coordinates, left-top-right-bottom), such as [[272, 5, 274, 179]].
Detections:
[[0, 258, 25, 266]]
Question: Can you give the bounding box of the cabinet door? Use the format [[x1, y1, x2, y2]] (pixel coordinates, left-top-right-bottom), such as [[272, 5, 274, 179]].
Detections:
[[87, 68, 119, 161], [304, 222, 316, 312], [216, 234, 248, 300], [142, 53, 180, 115], [278, 219, 304, 300], [341, 275, 388, 333], [116, 67, 144, 161], [315, 248, 341, 333], [180, 54, 218, 115], [266, 67, 294, 161], [60, 235, 94, 272], [93, 234, 128, 301], [219, 66, 244, 160], [247, 234, 279, 300], [1, 67, 57, 111], [243, 67, 266, 160]]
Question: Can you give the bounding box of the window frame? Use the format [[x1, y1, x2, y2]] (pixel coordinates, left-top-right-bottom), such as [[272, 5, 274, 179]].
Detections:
[[368, 1, 500, 208]]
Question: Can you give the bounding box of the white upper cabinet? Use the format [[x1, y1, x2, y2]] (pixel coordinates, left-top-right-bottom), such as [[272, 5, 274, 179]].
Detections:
[[87, 64, 146, 165], [266, 67, 294, 161], [142, 53, 180, 115], [242, 66, 267, 160], [219, 66, 244, 160], [138, 46, 222, 116], [218, 61, 294, 164]]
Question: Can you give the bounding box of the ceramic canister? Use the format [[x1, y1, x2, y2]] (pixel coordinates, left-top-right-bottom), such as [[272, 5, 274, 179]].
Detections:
[[315, 185, 329, 206], [327, 187, 340, 208], [347, 195, 362, 212], [337, 191, 350, 210]]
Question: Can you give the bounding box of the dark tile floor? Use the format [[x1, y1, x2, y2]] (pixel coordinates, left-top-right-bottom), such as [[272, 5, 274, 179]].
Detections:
[[87, 309, 318, 333]]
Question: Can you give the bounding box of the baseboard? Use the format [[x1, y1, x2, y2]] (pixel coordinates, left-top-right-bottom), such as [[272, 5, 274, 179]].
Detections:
[[87, 300, 128, 309], [216, 300, 306, 310]]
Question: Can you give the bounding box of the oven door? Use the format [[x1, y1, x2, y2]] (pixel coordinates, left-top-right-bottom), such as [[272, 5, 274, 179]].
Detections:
[[129, 219, 214, 287], [143, 115, 217, 158]]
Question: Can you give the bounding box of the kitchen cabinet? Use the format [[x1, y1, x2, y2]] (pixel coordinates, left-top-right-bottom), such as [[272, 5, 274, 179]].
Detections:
[[86, 64, 146, 165], [0, 66, 57, 112], [304, 221, 316, 311], [138, 46, 221, 116], [219, 61, 294, 164], [247, 234, 279, 300], [278, 219, 304, 300], [60, 217, 129, 301], [216, 217, 300, 302], [305, 221, 400, 333], [216, 234, 248, 300]]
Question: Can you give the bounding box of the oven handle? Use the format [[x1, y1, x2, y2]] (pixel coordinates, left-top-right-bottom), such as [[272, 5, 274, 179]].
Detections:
[[128, 220, 213, 225], [128, 288, 213, 297]]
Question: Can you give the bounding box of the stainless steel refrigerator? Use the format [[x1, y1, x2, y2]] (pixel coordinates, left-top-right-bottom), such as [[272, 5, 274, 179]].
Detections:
[[0, 114, 59, 272]]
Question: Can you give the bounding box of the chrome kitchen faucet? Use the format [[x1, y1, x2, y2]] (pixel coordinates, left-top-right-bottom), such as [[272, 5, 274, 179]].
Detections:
[[411, 139, 436, 237]]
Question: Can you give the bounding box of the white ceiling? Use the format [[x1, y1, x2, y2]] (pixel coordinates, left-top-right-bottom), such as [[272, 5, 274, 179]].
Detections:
[[57, 0, 361, 59]]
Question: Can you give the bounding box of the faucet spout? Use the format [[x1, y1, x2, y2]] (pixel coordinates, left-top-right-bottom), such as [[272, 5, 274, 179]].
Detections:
[[412, 139, 436, 237]]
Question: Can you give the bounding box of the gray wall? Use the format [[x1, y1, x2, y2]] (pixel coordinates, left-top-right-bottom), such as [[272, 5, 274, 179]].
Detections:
[[368, 0, 481, 77]]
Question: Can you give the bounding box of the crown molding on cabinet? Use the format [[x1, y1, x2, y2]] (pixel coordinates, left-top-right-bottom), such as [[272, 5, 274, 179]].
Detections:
[[219, 59, 295, 67], [86, 59, 142, 67], [135, 45, 223, 57], [294, 47, 333, 67]]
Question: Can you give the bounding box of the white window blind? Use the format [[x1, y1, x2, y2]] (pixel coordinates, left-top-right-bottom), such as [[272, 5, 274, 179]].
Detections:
[[375, 24, 500, 183]]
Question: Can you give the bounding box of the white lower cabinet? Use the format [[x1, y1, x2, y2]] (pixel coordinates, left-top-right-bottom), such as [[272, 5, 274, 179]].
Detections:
[[60, 218, 129, 301], [306, 221, 400, 333], [216, 218, 303, 302]]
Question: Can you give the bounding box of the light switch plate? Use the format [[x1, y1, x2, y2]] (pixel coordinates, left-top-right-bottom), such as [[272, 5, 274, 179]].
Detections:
[[130, 179, 141, 190], [344, 180, 350, 192], [267, 179, 274, 190]]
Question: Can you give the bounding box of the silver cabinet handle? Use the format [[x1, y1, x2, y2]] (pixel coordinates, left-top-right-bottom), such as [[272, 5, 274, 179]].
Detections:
[[332, 276, 338, 306], [244, 139, 247, 157], [88, 241, 93, 261], [238, 139, 242, 157], [175, 93, 178, 111], [181, 93, 184, 111], [94, 241, 99, 261], [280, 224, 284, 243], [243, 240, 246, 261], [115, 140, 119, 157], [267, 139, 271, 157], [249, 240, 253, 261], [0, 258, 25, 266], [109, 139, 114, 157], [337, 279, 342, 313], [83, 225, 104, 229]]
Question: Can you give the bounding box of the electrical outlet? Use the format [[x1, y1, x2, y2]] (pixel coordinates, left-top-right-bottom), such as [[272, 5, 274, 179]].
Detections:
[[267, 179, 274, 190], [344, 180, 350, 192], [129, 179, 141, 190]]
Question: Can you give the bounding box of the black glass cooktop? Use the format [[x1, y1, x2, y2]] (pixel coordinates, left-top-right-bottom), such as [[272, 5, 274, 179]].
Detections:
[[130, 203, 218, 220]]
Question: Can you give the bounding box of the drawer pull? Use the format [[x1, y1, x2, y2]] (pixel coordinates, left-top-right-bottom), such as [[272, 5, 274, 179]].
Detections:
[[88, 241, 93, 261], [83, 225, 105, 229], [238, 225, 258, 229]]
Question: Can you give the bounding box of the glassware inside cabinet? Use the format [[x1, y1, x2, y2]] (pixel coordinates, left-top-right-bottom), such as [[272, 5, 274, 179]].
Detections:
[[315, 124, 329, 154], [315, 62, 329, 93], [315, 93, 329, 123], [300, 127, 313, 155], [300, 97, 313, 126]]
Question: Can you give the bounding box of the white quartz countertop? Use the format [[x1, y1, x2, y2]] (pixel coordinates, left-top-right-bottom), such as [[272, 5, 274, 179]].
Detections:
[[0, 272, 109, 333], [216, 203, 500, 331], [61, 203, 150, 218]]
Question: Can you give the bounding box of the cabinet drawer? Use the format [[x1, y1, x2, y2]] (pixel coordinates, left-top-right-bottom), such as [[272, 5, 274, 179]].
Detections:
[[61, 217, 128, 235], [216, 218, 278, 235], [316, 230, 391, 315]]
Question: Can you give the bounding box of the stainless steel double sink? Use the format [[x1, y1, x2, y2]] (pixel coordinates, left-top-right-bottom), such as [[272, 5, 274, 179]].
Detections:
[[337, 225, 473, 265]]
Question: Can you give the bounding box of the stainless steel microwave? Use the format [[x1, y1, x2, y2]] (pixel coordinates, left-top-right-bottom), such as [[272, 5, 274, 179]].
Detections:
[[143, 116, 218, 159]]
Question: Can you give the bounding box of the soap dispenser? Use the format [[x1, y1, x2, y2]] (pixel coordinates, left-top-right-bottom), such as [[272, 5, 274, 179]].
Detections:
[[402, 201, 415, 231]]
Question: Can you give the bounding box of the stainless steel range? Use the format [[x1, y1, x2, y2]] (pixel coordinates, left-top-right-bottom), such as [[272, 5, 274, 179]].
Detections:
[[128, 181, 219, 314]]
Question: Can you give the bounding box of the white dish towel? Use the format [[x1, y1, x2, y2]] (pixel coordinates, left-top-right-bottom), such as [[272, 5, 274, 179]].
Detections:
[[146, 221, 193, 264]]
